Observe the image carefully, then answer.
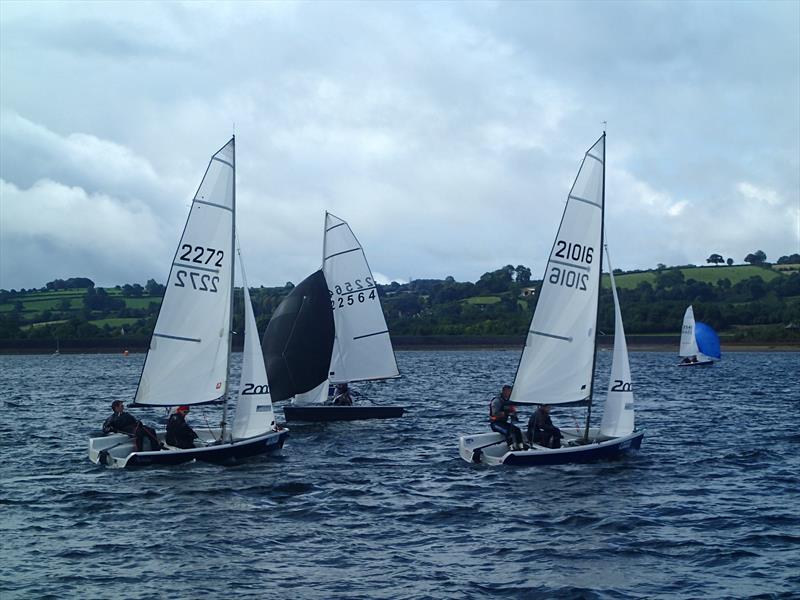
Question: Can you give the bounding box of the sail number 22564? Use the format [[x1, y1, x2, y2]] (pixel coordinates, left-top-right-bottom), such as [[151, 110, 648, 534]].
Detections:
[[329, 277, 376, 310]]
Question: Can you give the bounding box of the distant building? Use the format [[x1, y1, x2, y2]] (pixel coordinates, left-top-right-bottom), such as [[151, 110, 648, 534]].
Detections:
[[520, 287, 537, 297]]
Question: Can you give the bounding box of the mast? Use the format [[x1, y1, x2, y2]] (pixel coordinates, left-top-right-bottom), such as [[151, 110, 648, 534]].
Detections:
[[220, 134, 236, 441], [584, 131, 606, 441]]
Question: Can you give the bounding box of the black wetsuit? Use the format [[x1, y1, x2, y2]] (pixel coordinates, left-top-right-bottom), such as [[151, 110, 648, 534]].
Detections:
[[166, 413, 198, 449], [102, 411, 138, 435], [528, 407, 562, 448]]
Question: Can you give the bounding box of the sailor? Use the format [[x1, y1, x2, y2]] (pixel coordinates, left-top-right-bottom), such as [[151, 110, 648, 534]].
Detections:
[[166, 405, 199, 449], [332, 383, 353, 406], [527, 404, 562, 449], [102, 400, 138, 435], [489, 385, 526, 451]]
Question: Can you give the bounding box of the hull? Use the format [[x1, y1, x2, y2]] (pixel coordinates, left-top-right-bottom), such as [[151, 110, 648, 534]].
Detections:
[[459, 428, 644, 467], [89, 427, 288, 469], [283, 405, 404, 422], [678, 360, 714, 367]]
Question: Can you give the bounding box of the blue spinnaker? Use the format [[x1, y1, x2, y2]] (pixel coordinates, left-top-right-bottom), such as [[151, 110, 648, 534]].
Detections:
[[695, 322, 721, 360]]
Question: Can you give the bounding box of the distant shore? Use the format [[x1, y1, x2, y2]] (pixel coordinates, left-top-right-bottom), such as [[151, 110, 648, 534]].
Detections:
[[1, 335, 797, 354]]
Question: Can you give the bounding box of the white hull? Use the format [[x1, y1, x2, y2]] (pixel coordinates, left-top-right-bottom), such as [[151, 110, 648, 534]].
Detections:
[[88, 427, 288, 469], [458, 427, 644, 466]]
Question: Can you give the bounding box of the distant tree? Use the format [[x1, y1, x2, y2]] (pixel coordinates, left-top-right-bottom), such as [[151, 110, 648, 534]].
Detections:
[[656, 263, 667, 271], [744, 250, 767, 265], [284, 282, 295, 289], [145, 279, 165, 297], [514, 265, 532, 285], [726, 258, 734, 266], [777, 254, 800, 265], [706, 253, 724, 265], [121, 283, 144, 297]]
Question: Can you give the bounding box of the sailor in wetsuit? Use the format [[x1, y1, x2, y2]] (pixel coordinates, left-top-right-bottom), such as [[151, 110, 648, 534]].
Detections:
[[166, 405, 199, 449], [489, 385, 526, 451], [102, 400, 138, 435], [528, 404, 562, 448]]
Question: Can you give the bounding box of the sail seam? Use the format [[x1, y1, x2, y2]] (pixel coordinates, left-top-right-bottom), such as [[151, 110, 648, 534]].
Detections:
[[568, 194, 602, 209], [324, 248, 360, 261], [212, 156, 234, 169], [530, 330, 573, 342], [325, 223, 346, 232], [153, 332, 202, 343], [586, 152, 603, 164], [353, 330, 389, 340], [172, 262, 220, 273], [337, 286, 377, 294], [549, 258, 590, 272], [193, 198, 234, 212]]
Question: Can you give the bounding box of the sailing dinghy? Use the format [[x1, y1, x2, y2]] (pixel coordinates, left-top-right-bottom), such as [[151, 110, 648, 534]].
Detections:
[[88, 137, 288, 468], [265, 212, 402, 421], [458, 133, 644, 466], [678, 305, 721, 366]]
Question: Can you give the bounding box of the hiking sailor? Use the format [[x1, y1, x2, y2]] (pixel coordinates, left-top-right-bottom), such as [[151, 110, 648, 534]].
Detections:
[[489, 385, 526, 451]]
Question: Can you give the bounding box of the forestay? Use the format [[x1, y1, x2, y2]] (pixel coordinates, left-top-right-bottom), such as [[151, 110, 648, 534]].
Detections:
[[231, 253, 276, 439], [323, 212, 399, 384], [511, 135, 605, 406], [134, 139, 235, 407], [600, 248, 635, 437]]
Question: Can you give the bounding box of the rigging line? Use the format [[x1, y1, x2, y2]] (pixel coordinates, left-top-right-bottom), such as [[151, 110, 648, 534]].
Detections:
[[324, 248, 360, 261], [325, 222, 346, 232]]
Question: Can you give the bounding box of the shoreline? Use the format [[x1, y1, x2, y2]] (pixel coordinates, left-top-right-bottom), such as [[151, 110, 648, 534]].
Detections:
[[2, 342, 797, 354]]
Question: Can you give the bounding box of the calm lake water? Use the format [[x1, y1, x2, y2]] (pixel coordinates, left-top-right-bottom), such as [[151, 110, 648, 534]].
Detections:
[[1, 350, 798, 599]]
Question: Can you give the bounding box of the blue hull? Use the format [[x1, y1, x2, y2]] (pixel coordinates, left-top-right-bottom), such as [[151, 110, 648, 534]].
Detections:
[[502, 431, 644, 466], [125, 431, 289, 468]]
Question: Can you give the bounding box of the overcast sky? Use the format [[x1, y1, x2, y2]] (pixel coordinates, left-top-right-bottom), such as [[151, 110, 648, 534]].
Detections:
[[1, 0, 798, 290]]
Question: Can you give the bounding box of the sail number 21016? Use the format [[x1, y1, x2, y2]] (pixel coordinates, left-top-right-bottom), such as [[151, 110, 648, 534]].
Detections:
[[549, 240, 593, 291]]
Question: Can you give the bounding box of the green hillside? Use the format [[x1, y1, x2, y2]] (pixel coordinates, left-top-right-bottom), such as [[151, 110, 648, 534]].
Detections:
[[1, 262, 799, 347]]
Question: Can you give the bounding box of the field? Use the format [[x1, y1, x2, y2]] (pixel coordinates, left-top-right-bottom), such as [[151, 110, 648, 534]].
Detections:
[[604, 265, 782, 289]]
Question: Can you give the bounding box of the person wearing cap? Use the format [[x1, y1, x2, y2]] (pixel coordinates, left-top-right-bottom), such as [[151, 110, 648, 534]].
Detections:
[[166, 405, 198, 449], [102, 400, 138, 435], [528, 404, 562, 448], [489, 384, 526, 451]]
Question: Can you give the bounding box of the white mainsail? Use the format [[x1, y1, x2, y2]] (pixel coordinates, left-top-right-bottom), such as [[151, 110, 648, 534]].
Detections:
[[600, 247, 635, 437], [679, 305, 700, 358], [323, 212, 399, 384], [231, 254, 276, 439], [134, 139, 235, 407], [511, 135, 605, 406]]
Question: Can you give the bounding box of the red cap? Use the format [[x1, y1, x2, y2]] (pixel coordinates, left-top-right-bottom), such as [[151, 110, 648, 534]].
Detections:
[[177, 405, 190, 413]]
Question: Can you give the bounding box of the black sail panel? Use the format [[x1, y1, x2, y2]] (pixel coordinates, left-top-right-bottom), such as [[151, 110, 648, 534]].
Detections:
[[262, 270, 335, 402]]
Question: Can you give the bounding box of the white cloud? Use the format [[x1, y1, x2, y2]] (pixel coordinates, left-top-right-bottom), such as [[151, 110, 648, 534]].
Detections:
[[0, 1, 797, 289]]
